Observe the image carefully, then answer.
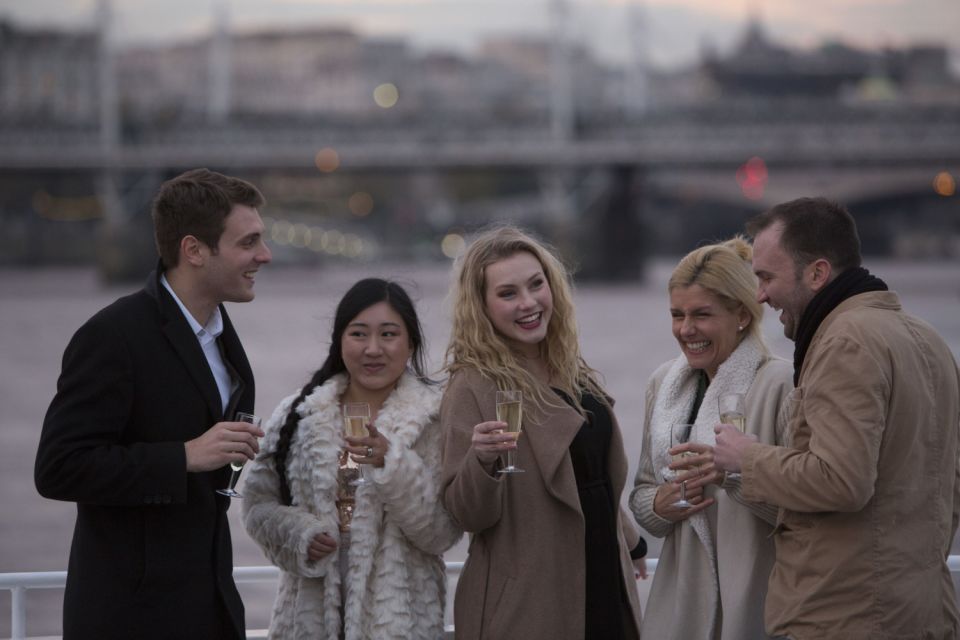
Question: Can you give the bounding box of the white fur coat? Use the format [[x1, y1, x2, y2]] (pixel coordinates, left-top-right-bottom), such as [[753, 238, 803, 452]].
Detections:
[[242, 372, 463, 640]]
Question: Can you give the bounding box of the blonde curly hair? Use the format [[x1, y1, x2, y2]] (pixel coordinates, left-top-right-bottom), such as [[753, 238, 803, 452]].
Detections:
[[668, 235, 768, 354], [444, 225, 606, 417]]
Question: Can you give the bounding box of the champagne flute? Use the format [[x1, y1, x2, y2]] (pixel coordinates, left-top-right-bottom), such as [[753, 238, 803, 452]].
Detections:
[[216, 411, 261, 498], [496, 390, 524, 474], [670, 422, 695, 508], [343, 402, 371, 486], [718, 392, 747, 433]]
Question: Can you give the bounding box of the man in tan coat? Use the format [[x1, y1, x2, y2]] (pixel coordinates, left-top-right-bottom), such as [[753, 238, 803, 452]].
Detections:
[[714, 197, 960, 640]]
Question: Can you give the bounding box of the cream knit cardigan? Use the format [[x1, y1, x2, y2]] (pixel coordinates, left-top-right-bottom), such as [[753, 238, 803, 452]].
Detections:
[[630, 334, 794, 640], [242, 371, 463, 640]]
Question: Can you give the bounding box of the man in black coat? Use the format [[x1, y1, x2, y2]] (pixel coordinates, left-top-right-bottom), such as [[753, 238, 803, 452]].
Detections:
[[35, 168, 271, 639]]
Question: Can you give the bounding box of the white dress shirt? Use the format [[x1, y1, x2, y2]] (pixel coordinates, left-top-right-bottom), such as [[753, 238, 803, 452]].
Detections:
[[161, 274, 235, 414]]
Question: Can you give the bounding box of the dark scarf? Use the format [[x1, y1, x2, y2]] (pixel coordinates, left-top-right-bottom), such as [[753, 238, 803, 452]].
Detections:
[[792, 266, 888, 385]]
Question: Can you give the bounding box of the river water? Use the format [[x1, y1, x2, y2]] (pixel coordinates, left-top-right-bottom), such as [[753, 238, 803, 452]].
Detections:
[[2, 260, 958, 636]]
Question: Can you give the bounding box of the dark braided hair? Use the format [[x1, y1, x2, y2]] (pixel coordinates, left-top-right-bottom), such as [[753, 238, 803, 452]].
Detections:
[[273, 278, 430, 506]]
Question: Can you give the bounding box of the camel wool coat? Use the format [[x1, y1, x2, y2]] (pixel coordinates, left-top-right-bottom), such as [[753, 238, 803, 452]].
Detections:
[[440, 368, 643, 640], [741, 292, 960, 640], [242, 372, 462, 640]]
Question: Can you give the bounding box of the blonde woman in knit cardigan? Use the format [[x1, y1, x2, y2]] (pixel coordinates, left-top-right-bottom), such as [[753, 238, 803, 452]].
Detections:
[[242, 278, 462, 640], [630, 238, 793, 640], [441, 226, 645, 640]]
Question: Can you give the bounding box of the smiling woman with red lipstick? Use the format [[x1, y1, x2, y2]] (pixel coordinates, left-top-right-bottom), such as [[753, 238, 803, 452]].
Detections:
[[629, 237, 793, 640], [241, 279, 462, 640], [440, 225, 645, 640]]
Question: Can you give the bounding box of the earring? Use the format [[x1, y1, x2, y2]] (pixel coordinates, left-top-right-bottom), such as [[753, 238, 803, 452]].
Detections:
[[738, 325, 743, 331]]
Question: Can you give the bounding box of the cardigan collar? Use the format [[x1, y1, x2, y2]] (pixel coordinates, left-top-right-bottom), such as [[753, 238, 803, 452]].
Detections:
[[648, 333, 768, 571], [649, 332, 768, 476]]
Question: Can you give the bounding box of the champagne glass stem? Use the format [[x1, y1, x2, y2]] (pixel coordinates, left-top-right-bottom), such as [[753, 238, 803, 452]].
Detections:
[[226, 469, 241, 492], [216, 412, 261, 499], [217, 465, 244, 498]]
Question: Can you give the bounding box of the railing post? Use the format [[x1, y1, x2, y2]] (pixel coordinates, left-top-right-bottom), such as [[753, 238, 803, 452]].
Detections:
[[11, 585, 27, 639]]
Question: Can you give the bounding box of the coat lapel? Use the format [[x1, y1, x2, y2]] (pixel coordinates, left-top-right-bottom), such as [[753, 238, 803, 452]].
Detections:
[[524, 393, 585, 515], [221, 348, 245, 421], [150, 271, 224, 422], [218, 307, 253, 420], [219, 306, 254, 399]]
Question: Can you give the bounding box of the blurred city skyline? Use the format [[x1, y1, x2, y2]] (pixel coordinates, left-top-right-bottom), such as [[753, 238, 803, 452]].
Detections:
[[1, 0, 957, 278], [2, 0, 959, 70]]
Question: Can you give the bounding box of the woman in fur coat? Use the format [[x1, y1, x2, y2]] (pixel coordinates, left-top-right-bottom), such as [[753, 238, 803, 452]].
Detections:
[[629, 238, 793, 640], [242, 278, 462, 640]]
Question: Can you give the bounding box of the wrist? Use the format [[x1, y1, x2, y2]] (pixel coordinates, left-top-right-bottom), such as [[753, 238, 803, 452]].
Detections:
[[184, 442, 197, 473]]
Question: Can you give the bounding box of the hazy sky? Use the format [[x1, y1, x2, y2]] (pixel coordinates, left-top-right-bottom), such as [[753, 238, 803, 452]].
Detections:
[[1, 0, 958, 68]]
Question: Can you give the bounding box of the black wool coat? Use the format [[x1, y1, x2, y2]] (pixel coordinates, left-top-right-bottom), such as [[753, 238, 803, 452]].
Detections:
[[35, 268, 253, 640]]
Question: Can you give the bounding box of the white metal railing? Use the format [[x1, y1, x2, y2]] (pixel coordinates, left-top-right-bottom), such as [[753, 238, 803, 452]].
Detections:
[[0, 562, 465, 640], [4, 557, 960, 639]]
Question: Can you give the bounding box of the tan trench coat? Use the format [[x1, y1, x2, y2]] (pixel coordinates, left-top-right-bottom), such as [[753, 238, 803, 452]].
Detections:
[[742, 291, 960, 640], [440, 368, 643, 640]]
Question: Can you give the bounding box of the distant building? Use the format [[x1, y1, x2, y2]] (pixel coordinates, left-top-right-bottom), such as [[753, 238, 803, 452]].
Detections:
[[113, 26, 622, 125], [119, 27, 400, 122], [119, 40, 208, 122], [477, 35, 621, 122], [410, 52, 511, 120], [702, 20, 870, 99], [1, 12, 956, 128], [700, 18, 959, 103], [232, 28, 367, 117], [0, 20, 100, 126]]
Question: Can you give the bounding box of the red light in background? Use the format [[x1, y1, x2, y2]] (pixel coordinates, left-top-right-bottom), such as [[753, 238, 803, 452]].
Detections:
[[736, 156, 768, 200]]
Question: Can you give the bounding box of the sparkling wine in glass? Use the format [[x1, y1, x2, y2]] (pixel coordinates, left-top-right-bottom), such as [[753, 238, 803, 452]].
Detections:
[[216, 411, 261, 498], [718, 392, 747, 433], [496, 390, 524, 474], [343, 402, 371, 486], [670, 422, 695, 508]]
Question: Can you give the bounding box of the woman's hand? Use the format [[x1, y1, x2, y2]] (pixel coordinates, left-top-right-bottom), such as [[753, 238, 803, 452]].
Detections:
[[471, 420, 517, 468], [345, 423, 391, 468], [652, 441, 728, 521], [633, 557, 648, 580], [307, 532, 337, 562], [668, 441, 726, 486], [652, 477, 715, 522]]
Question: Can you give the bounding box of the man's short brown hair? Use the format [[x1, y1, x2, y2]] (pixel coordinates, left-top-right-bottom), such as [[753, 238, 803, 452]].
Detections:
[[151, 168, 265, 269], [746, 197, 862, 276]]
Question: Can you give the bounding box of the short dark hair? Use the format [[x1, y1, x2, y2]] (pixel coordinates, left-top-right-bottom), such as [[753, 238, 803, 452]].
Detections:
[[151, 168, 265, 269], [746, 197, 861, 275], [273, 278, 431, 506]]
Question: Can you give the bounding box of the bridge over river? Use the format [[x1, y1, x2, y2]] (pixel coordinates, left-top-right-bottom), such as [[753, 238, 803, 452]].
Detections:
[[1, 102, 957, 278]]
